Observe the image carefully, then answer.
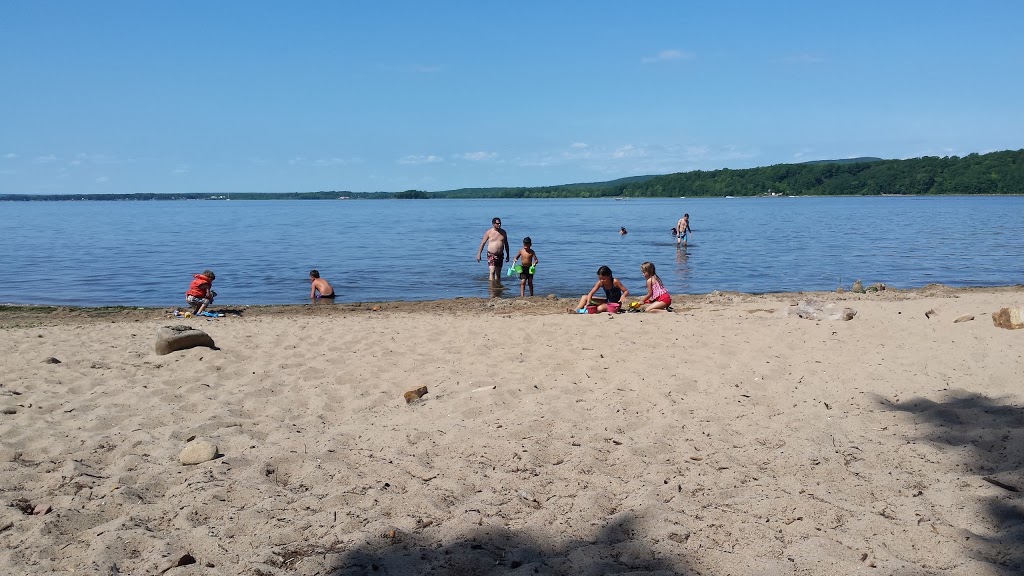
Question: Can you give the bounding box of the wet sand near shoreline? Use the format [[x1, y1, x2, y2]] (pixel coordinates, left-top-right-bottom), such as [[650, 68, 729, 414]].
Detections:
[[2, 285, 1023, 575], [1, 283, 1019, 325]]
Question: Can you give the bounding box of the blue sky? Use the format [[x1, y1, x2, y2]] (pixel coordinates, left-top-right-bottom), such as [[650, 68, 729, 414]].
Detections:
[[2, 1, 1022, 194]]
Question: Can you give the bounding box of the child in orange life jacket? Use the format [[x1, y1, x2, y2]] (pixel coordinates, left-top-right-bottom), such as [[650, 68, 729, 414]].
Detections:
[[185, 270, 216, 315]]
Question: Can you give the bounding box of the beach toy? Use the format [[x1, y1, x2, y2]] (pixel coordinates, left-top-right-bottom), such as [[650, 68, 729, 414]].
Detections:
[[529, 264, 536, 274], [629, 301, 642, 309], [606, 302, 621, 313], [506, 263, 516, 276], [586, 305, 599, 314]]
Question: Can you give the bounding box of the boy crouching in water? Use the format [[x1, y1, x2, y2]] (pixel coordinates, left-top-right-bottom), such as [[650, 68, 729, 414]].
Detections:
[[309, 269, 335, 299], [511, 237, 539, 297], [185, 270, 216, 315]]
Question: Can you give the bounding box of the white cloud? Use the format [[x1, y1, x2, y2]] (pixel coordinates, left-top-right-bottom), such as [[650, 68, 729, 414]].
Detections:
[[457, 151, 498, 162], [75, 153, 126, 165], [33, 154, 57, 164], [398, 154, 444, 165], [909, 147, 959, 158], [570, 142, 589, 149], [515, 143, 759, 175], [288, 156, 360, 167], [792, 148, 814, 161], [4, 153, 18, 159], [612, 145, 643, 159], [642, 49, 695, 63]]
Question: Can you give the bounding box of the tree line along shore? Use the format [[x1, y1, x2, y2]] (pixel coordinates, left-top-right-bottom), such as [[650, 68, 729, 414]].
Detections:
[[3, 148, 1022, 201]]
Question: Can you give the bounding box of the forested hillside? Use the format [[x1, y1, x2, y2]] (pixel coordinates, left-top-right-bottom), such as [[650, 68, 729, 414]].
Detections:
[[3, 150, 1022, 201]]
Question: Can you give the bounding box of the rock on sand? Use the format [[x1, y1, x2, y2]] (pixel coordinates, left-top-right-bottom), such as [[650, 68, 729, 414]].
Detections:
[[155, 325, 216, 355], [178, 441, 218, 465], [992, 306, 1024, 330]]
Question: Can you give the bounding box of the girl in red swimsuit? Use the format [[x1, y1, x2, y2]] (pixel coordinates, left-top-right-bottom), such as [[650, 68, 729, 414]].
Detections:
[[638, 261, 671, 312]]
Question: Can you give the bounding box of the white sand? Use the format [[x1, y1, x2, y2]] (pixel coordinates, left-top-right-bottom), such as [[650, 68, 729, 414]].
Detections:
[[2, 287, 1023, 575]]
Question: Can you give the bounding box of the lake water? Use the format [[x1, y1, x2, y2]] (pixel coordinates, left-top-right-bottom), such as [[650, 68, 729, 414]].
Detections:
[[1, 196, 1021, 307]]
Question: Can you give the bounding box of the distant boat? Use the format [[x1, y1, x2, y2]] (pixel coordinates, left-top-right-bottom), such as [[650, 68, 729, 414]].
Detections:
[[725, 195, 734, 198]]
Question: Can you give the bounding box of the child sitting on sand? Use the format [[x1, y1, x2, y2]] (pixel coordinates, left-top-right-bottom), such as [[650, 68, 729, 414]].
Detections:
[[571, 265, 630, 313], [636, 261, 671, 312], [309, 269, 336, 299], [511, 237, 539, 297], [185, 270, 216, 315]]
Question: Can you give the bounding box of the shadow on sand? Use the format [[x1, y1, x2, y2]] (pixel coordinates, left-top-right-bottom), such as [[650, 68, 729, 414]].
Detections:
[[883, 391, 1024, 573], [325, 514, 701, 576]]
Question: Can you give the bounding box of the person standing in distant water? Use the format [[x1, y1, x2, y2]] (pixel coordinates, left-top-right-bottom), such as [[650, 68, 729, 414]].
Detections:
[[619, 227, 628, 235], [309, 269, 335, 299], [477, 217, 509, 282], [676, 213, 692, 248]]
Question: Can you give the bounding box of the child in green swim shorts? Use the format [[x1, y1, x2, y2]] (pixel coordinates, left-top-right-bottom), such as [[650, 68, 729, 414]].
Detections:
[[511, 237, 539, 297]]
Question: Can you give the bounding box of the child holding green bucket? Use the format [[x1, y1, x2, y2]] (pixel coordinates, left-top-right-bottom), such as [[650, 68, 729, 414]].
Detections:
[[510, 237, 539, 297]]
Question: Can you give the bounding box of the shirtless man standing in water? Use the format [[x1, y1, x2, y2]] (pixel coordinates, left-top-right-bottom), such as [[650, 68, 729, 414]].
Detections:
[[476, 217, 509, 282], [676, 213, 692, 248]]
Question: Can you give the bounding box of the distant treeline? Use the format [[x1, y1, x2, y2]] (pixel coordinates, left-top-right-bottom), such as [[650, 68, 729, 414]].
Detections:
[[3, 149, 1022, 201], [618, 150, 1024, 197]]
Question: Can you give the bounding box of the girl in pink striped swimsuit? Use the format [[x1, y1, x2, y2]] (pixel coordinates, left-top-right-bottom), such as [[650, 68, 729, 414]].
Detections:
[[639, 261, 671, 312]]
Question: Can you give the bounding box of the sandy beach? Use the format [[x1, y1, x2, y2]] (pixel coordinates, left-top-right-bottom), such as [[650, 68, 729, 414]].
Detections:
[[2, 286, 1023, 575]]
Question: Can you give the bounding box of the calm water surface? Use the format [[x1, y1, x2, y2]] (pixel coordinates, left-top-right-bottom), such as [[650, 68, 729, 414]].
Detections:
[[1, 196, 1021, 307]]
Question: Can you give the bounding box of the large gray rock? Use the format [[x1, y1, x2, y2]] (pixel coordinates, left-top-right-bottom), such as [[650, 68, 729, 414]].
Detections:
[[155, 325, 215, 355]]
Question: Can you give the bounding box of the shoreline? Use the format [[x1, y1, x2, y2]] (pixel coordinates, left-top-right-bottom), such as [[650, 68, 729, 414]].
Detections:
[[2, 283, 1021, 327]]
